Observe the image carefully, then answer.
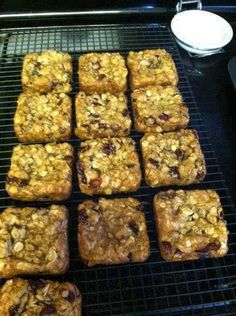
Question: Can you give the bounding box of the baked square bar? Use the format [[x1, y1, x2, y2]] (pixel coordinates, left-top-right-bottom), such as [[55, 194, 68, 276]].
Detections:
[[78, 52, 128, 93], [6, 143, 73, 201], [22, 50, 72, 93], [78, 198, 150, 266], [127, 49, 178, 89], [141, 129, 206, 187], [14, 92, 72, 142], [77, 137, 141, 195], [153, 189, 229, 261], [131, 85, 189, 133], [75, 91, 131, 139], [0, 205, 69, 277], [0, 279, 81, 315]]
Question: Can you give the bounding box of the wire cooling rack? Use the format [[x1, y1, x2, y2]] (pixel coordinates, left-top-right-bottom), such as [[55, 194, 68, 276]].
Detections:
[[0, 24, 236, 316]]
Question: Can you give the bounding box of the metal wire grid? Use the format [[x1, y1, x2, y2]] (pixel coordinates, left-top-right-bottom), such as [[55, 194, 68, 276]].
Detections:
[[0, 24, 236, 316]]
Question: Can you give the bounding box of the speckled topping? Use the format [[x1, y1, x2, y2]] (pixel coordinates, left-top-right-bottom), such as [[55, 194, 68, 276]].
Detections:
[[78, 198, 150, 266], [131, 85, 189, 133], [0, 205, 69, 277], [75, 91, 131, 139], [153, 189, 229, 261], [6, 143, 73, 201], [14, 92, 72, 142], [141, 129, 206, 187], [127, 49, 178, 89], [22, 50, 72, 93], [77, 137, 141, 195], [0, 279, 81, 316], [79, 52, 128, 93]]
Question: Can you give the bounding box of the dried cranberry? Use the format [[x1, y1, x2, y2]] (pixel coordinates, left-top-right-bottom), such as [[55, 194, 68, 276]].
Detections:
[[40, 304, 56, 315], [29, 280, 44, 294], [197, 242, 221, 253], [90, 178, 102, 188], [162, 241, 172, 254], [128, 220, 139, 235], [159, 113, 169, 121], [102, 144, 116, 155], [175, 149, 185, 160], [6, 176, 29, 187], [169, 166, 180, 179], [122, 109, 129, 117], [98, 74, 106, 80], [9, 304, 20, 316], [78, 209, 89, 225], [148, 158, 159, 168]]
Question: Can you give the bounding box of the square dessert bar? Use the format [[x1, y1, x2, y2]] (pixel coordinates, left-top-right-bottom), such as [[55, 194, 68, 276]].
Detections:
[[78, 52, 128, 93], [78, 198, 150, 266], [131, 85, 189, 133], [0, 205, 69, 277], [6, 143, 73, 201], [22, 50, 72, 93], [153, 189, 229, 261], [77, 137, 141, 195], [14, 92, 72, 142], [75, 91, 131, 139], [141, 129, 206, 187], [127, 49, 178, 89], [0, 279, 81, 316]]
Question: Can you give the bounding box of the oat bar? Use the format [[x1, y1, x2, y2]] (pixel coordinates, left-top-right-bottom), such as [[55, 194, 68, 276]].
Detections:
[[75, 91, 131, 139], [6, 143, 73, 201], [77, 137, 141, 195], [127, 49, 178, 89], [131, 85, 189, 133], [78, 52, 128, 93], [0, 205, 69, 277], [22, 50, 72, 93], [14, 92, 72, 142], [78, 198, 150, 266], [153, 189, 229, 261], [0, 279, 81, 315], [140, 129, 206, 187]]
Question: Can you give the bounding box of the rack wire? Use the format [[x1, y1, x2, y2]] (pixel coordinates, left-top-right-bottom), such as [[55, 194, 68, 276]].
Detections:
[[0, 24, 236, 315]]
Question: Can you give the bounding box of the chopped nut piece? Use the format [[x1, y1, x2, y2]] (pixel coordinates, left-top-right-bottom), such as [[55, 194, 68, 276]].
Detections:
[[78, 198, 150, 266], [0, 279, 81, 316], [153, 189, 229, 261]]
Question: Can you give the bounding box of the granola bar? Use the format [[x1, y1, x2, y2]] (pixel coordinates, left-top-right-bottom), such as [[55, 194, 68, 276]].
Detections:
[[78, 198, 150, 266], [127, 49, 178, 89], [75, 91, 131, 139], [0, 279, 81, 315], [0, 205, 69, 277], [22, 50, 72, 93], [140, 129, 206, 187], [153, 189, 229, 261], [131, 85, 189, 133], [78, 52, 128, 93], [77, 137, 141, 195], [6, 143, 73, 201], [14, 92, 72, 142]]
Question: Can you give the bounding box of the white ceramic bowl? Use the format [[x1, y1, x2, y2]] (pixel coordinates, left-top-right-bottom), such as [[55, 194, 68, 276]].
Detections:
[[171, 10, 233, 54]]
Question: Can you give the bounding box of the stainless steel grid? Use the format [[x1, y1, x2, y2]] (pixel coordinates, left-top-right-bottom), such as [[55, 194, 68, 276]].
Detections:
[[0, 24, 236, 315]]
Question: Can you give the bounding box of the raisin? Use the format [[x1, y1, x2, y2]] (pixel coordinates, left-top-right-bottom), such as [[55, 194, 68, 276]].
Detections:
[[122, 109, 128, 117], [127, 252, 132, 262], [80, 145, 90, 153], [90, 113, 100, 118], [98, 74, 106, 80], [136, 203, 144, 211], [40, 304, 56, 315], [90, 178, 102, 188], [76, 161, 85, 175], [6, 176, 29, 187], [169, 166, 180, 179], [175, 149, 185, 160], [148, 158, 159, 168], [102, 144, 116, 155], [91, 99, 102, 106], [78, 209, 89, 224], [196, 171, 205, 180], [9, 304, 20, 316], [127, 164, 135, 168], [128, 220, 139, 235], [159, 113, 169, 121], [99, 122, 109, 129], [29, 279, 44, 294], [162, 241, 172, 254], [65, 290, 76, 302], [197, 242, 221, 253], [64, 155, 73, 163], [175, 249, 183, 255]]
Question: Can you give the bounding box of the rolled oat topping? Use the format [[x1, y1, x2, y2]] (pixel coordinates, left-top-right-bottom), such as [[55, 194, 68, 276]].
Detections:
[[78, 198, 150, 266], [153, 189, 229, 261]]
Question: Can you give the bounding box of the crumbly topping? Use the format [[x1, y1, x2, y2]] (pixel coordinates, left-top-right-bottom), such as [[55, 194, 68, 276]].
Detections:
[[141, 129, 206, 187], [14, 92, 72, 142], [132, 85, 189, 132], [77, 137, 141, 195], [0, 279, 81, 316], [78, 198, 150, 266], [75, 92, 131, 139], [154, 190, 228, 261], [0, 205, 68, 277]]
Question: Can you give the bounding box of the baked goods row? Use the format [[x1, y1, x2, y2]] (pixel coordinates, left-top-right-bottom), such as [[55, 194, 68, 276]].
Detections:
[[5, 131, 206, 200], [0, 191, 228, 278]]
